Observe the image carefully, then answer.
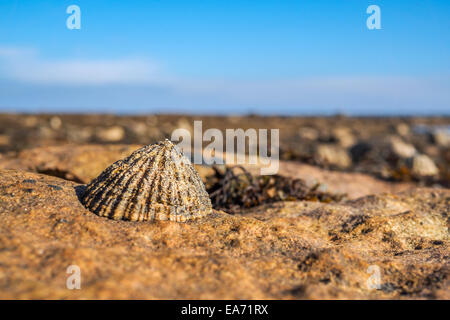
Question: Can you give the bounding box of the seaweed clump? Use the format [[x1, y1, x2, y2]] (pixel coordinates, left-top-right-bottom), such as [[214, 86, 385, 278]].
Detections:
[[206, 166, 345, 213]]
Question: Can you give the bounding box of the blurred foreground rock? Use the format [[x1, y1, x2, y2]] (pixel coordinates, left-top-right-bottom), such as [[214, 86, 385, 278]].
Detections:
[[0, 169, 448, 299]]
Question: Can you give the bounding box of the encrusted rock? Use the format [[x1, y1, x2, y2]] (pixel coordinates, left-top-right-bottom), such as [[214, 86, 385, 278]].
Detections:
[[433, 130, 450, 148], [316, 144, 352, 169], [409, 154, 439, 177], [332, 127, 356, 148], [96, 126, 125, 142], [388, 136, 417, 159]]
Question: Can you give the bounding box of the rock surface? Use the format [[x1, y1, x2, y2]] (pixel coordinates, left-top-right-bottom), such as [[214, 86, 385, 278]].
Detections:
[[409, 154, 440, 177], [388, 136, 417, 159], [0, 144, 142, 183], [0, 169, 448, 299], [315, 144, 352, 169], [0, 144, 413, 199]]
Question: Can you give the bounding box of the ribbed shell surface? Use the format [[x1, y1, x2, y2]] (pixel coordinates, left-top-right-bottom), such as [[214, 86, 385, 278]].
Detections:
[[80, 140, 212, 222]]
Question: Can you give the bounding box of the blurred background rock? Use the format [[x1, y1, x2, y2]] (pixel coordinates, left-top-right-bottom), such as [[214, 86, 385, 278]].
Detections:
[[0, 114, 448, 187]]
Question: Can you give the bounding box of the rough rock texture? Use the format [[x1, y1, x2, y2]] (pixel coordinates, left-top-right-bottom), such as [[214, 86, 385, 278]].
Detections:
[[0, 169, 448, 299]]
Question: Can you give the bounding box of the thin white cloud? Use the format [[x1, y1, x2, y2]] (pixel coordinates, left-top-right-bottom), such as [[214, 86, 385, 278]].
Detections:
[[0, 47, 162, 85], [173, 75, 450, 108], [0, 46, 448, 114]]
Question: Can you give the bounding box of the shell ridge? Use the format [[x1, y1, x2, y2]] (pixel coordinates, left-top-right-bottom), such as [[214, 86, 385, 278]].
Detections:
[[88, 154, 148, 215], [83, 152, 147, 209], [120, 156, 153, 220], [141, 157, 164, 220], [149, 148, 166, 204], [106, 154, 154, 220], [125, 154, 159, 221]]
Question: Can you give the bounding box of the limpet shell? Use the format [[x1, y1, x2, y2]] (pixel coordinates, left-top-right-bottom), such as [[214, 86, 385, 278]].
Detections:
[[80, 140, 212, 222]]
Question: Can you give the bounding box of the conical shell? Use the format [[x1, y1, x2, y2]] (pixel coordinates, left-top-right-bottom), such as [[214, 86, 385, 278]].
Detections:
[[80, 140, 212, 222]]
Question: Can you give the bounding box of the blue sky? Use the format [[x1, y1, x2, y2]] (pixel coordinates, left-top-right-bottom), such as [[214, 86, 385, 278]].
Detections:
[[0, 0, 449, 115]]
